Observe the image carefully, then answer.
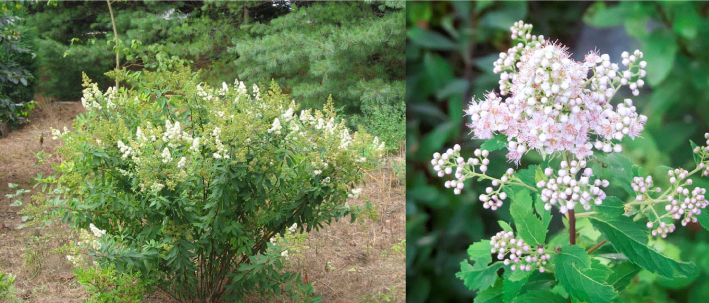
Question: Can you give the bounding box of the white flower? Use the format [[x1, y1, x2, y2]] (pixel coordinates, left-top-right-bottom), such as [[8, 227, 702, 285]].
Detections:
[[288, 223, 298, 234], [268, 118, 282, 135], [161, 147, 172, 163], [177, 157, 186, 169], [89, 223, 106, 238]]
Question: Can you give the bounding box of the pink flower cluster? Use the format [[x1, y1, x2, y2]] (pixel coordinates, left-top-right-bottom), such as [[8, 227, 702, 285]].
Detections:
[[467, 21, 648, 163], [490, 231, 551, 273]]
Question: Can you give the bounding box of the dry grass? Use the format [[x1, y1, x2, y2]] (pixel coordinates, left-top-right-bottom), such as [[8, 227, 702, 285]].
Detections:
[[0, 103, 405, 302], [286, 158, 406, 302], [0, 102, 88, 302]]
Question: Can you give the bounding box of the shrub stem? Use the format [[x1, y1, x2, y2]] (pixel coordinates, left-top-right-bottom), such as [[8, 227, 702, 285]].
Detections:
[[569, 209, 576, 245]]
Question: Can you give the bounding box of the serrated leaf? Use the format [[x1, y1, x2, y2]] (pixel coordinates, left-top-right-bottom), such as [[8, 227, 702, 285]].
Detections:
[[498, 220, 513, 232], [475, 281, 504, 303], [534, 194, 551, 230], [510, 189, 546, 247], [468, 240, 493, 264], [608, 262, 640, 291], [507, 268, 529, 282], [503, 270, 529, 303], [456, 261, 504, 292], [481, 134, 508, 152], [589, 214, 697, 278], [514, 165, 537, 188], [554, 246, 617, 303], [512, 290, 566, 303]]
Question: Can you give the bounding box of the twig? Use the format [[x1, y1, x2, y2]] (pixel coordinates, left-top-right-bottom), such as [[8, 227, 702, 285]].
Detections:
[[586, 240, 606, 254], [106, 0, 120, 87]]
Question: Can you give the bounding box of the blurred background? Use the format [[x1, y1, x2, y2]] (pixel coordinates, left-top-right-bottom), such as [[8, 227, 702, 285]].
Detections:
[[406, 1, 709, 302]]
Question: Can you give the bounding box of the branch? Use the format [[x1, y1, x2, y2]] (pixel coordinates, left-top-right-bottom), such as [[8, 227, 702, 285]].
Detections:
[[106, 0, 120, 88], [586, 240, 607, 254]]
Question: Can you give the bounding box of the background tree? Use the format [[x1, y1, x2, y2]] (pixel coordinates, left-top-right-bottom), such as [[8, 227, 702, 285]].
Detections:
[[0, 1, 37, 129], [232, 1, 406, 150]]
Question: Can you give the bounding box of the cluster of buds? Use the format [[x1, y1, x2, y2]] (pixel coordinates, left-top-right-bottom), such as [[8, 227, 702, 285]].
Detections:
[[537, 160, 609, 214], [478, 169, 514, 210], [694, 133, 709, 176], [468, 20, 647, 163], [646, 221, 676, 239], [635, 167, 709, 238], [433, 145, 522, 210], [632, 176, 661, 201], [490, 231, 551, 273], [663, 170, 708, 227]]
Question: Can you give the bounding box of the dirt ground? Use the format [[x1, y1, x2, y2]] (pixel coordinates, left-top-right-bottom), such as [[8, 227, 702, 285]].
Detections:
[[0, 102, 405, 302]]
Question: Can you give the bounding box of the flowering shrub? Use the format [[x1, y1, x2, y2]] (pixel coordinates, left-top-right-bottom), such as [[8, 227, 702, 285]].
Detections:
[[442, 21, 707, 302], [47, 66, 383, 302]]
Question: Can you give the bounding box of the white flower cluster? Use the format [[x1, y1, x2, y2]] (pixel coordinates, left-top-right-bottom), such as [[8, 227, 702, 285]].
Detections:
[[81, 82, 103, 110], [160, 147, 172, 163], [197, 84, 216, 102], [50, 126, 70, 140], [468, 21, 648, 163], [66, 223, 107, 266], [537, 160, 608, 214], [268, 118, 283, 135], [211, 127, 230, 159], [490, 231, 551, 273], [117, 140, 134, 159], [432, 145, 519, 210], [348, 188, 363, 199]]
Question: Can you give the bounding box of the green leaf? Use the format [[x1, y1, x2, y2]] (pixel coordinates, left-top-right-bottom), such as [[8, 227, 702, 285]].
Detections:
[[498, 220, 513, 232], [672, 3, 699, 40], [608, 262, 640, 291], [512, 290, 566, 303], [690, 140, 701, 165], [480, 134, 508, 152], [643, 28, 678, 86], [478, 2, 527, 30], [474, 281, 504, 303], [503, 270, 529, 303], [589, 214, 697, 278], [468, 240, 493, 264], [407, 27, 458, 50], [583, 2, 629, 28], [554, 246, 617, 303], [510, 189, 546, 247], [456, 261, 504, 292], [696, 209, 709, 232]]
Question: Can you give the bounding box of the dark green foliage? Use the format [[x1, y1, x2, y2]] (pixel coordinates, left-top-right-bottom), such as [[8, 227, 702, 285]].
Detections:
[[0, 2, 37, 126], [25, 1, 288, 100], [232, 1, 405, 150]]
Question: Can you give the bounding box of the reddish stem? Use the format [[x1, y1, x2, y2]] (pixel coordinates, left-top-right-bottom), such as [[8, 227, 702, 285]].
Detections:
[[587, 240, 607, 254], [569, 209, 577, 245]]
